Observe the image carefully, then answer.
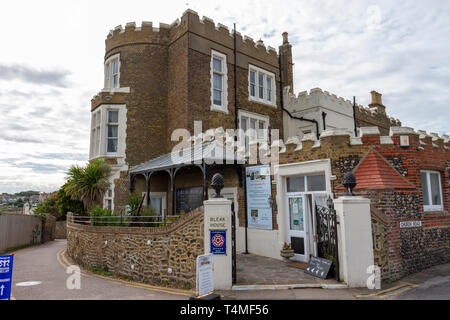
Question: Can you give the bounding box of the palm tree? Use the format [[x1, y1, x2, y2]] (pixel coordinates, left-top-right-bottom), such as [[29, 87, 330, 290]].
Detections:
[[64, 159, 112, 212]]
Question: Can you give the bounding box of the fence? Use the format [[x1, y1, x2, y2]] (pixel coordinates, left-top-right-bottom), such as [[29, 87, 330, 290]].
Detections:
[[0, 214, 42, 252], [70, 214, 183, 227]]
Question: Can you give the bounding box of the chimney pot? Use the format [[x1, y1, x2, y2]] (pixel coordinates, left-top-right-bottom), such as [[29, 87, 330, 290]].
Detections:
[[282, 32, 289, 44]]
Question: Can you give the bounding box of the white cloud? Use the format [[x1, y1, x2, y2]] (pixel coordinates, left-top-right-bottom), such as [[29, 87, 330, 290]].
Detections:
[[0, 0, 449, 193]]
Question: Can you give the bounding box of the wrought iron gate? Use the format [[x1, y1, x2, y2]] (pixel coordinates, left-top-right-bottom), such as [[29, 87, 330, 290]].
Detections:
[[231, 202, 237, 284], [315, 199, 340, 281]]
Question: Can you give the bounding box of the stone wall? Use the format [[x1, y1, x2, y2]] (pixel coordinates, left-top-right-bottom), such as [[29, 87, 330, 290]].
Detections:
[[66, 207, 204, 289], [55, 220, 67, 239]]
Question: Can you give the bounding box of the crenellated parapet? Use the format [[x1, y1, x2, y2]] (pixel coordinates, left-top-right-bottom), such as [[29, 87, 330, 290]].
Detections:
[[105, 9, 278, 62], [285, 87, 354, 113], [277, 126, 450, 156], [105, 20, 175, 54]]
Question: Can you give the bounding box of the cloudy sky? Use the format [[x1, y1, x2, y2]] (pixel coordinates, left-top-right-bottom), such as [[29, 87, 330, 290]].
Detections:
[[0, 0, 449, 194]]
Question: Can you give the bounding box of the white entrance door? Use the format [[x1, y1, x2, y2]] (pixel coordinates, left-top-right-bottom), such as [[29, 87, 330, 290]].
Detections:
[[286, 194, 309, 262]]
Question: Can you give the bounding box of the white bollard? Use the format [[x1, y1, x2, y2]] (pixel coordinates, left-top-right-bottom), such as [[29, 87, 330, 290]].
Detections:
[[203, 198, 233, 290]]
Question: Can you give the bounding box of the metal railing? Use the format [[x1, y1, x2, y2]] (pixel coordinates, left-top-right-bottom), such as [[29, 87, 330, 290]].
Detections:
[[71, 214, 183, 228]]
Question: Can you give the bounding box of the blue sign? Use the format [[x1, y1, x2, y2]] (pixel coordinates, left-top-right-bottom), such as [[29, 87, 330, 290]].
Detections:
[[210, 230, 226, 255], [0, 255, 14, 300]]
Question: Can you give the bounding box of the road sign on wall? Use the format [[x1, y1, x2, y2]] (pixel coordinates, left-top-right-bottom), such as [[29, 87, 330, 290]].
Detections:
[[0, 255, 14, 300]]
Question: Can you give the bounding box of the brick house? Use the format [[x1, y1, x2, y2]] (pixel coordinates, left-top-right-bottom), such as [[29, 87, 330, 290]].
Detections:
[[89, 9, 449, 283]]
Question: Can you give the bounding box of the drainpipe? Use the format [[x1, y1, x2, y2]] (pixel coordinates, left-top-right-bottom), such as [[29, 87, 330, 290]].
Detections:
[[234, 23, 249, 254], [279, 55, 320, 140], [322, 111, 327, 131], [353, 96, 358, 137], [234, 23, 239, 131]]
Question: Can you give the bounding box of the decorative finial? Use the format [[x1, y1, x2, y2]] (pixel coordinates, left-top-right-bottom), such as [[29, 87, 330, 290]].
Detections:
[[342, 172, 357, 196], [211, 173, 224, 198]]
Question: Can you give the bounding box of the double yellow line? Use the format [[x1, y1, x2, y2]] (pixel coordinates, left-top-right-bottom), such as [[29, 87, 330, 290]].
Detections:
[[355, 282, 419, 299], [57, 249, 194, 297]]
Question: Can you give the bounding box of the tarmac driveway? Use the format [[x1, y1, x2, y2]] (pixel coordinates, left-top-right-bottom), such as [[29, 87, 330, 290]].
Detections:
[[10, 239, 190, 300]]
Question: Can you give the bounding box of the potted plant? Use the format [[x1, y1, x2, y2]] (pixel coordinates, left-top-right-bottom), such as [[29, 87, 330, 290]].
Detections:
[[280, 242, 295, 261]]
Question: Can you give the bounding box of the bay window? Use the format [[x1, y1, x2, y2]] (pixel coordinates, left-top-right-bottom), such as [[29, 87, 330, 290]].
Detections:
[[89, 104, 126, 160]]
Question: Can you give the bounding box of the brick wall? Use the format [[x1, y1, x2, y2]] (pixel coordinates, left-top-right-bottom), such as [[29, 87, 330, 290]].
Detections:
[[278, 128, 450, 281]]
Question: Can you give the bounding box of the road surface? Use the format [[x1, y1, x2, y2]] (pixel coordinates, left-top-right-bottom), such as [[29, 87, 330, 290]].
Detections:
[[10, 240, 190, 300]]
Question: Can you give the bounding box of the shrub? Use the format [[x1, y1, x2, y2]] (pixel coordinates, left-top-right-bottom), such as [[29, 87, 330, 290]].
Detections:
[[89, 206, 129, 227], [64, 159, 112, 211], [139, 206, 160, 227], [57, 184, 85, 220], [127, 193, 143, 216]]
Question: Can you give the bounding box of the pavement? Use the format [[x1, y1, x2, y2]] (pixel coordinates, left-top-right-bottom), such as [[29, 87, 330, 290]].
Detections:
[[7, 239, 450, 300], [10, 239, 190, 300]]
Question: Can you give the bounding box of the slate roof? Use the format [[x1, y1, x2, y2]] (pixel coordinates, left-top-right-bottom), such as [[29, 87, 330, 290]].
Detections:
[[130, 140, 245, 174]]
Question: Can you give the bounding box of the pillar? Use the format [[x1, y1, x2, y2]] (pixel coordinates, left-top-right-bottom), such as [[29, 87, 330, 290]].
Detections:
[[203, 198, 233, 290], [334, 196, 374, 288]]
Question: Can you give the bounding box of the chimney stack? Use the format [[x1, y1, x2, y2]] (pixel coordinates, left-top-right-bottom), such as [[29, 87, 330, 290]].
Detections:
[[279, 32, 294, 94], [369, 91, 386, 114], [282, 32, 289, 44]]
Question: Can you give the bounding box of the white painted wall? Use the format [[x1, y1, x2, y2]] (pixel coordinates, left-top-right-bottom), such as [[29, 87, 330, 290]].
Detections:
[[283, 87, 356, 140], [334, 196, 374, 287]]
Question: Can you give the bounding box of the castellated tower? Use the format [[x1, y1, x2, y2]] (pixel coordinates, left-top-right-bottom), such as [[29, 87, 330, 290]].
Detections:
[[89, 9, 286, 212]]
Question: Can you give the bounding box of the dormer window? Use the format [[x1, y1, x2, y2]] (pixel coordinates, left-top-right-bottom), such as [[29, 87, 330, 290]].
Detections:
[[249, 65, 276, 107], [104, 54, 120, 89]]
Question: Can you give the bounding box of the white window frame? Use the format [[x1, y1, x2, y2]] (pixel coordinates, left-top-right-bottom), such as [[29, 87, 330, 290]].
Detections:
[[104, 188, 114, 211], [210, 50, 228, 113], [142, 192, 167, 217], [248, 64, 276, 107], [421, 170, 444, 211], [238, 110, 269, 152], [106, 109, 119, 156], [104, 54, 121, 89], [90, 109, 102, 159]]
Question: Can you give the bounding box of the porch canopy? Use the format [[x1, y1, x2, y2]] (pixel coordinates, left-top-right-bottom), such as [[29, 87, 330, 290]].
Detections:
[[129, 139, 245, 215]]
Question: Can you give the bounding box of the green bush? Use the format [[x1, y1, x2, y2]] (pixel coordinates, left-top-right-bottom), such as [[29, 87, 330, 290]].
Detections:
[[127, 193, 142, 216], [139, 206, 160, 227], [89, 206, 129, 227], [34, 194, 59, 218], [57, 184, 85, 220]]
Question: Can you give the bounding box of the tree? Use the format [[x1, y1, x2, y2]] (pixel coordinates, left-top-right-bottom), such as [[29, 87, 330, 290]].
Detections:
[[64, 159, 112, 211], [34, 194, 59, 217]]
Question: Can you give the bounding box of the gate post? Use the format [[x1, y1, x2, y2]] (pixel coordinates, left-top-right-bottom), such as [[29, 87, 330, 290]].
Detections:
[[203, 197, 233, 290], [334, 196, 374, 287]]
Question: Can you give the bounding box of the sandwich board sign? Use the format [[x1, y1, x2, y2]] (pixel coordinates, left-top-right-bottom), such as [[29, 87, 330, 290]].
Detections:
[[196, 254, 214, 298], [0, 255, 14, 300], [305, 256, 332, 279]]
